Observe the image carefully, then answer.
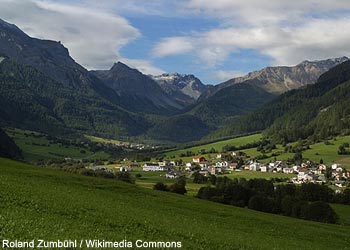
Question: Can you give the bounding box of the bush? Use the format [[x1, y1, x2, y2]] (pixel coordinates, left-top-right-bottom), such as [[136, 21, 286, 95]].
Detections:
[[193, 172, 208, 184], [248, 195, 277, 213], [197, 187, 217, 200], [115, 172, 134, 184], [169, 178, 187, 195], [307, 201, 338, 224], [153, 182, 168, 191]]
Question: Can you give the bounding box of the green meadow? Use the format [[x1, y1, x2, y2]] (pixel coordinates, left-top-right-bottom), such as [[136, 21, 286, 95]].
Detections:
[[0, 158, 349, 250], [164, 133, 262, 158], [5, 128, 110, 162], [162, 133, 350, 169]]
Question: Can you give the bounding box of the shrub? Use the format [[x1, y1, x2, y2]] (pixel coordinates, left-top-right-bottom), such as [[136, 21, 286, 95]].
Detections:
[[169, 178, 187, 195], [197, 187, 217, 200], [193, 172, 208, 184], [307, 201, 338, 224], [153, 182, 168, 192], [115, 172, 134, 184], [248, 195, 276, 213]]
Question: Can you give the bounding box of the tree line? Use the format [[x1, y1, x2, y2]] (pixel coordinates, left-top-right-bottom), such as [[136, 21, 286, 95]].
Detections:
[[197, 177, 349, 224]]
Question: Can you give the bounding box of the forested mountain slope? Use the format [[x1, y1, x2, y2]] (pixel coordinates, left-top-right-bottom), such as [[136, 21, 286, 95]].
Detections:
[[208, 59, 350, 143]]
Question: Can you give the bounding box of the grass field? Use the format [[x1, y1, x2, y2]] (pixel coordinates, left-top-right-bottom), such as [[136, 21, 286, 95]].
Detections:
[[84, 134, 123, 145], [302, 136, 350, 167], [252, 136, 350, 167], [161, 133, 350, 169], [223, 171, 293, 180], [331, 204, 350, 226], [0, 158, 349, 250], [6, 128, 110, 162], [164, 134, 262, 158]]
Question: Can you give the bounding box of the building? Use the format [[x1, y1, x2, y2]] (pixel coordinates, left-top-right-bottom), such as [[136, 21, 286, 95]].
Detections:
[[229, 163, 238, 171], [332, 164, 339, 170], [216, 161, 229, 168], [260, 166, 268, 172], [193, 157, 206, 163], [283, 168, 294, 174], [158, 161, 170, 167], [249, 162, 261, 171], [87, 166, 113, 173], [185, 163, 192, 171], [120, 166, 132, 172], [165, 171, 182, 179], [142, 163, 170, 171]]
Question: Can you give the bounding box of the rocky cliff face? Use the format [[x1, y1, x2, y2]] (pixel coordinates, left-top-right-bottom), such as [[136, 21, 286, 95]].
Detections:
[[152, 73, 207, 105]]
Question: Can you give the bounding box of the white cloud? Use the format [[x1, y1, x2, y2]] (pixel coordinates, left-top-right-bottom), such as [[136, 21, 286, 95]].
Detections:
[[185, 0, 350, 26], [0, 0, 162, 71], [152, 37, 194, 58], [152, 1, 350, 70], [214, 70, 246, 81], [120, 58, 165, 75]]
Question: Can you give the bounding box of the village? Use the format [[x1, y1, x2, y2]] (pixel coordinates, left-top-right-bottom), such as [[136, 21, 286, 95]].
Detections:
[[105, 150, 350, 189]]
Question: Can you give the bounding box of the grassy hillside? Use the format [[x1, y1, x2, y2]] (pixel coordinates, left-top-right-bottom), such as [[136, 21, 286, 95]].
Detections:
[[164, 133, 262, 160], [0, 158, 349, 249], [6, 128, 110, 161], [164, 132, 350, 168]]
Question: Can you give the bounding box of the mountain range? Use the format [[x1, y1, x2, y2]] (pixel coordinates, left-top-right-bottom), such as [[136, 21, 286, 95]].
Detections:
[[152, 57, 348, 142], [151, 73, 207, 106], [208, 60, 350, 143], [91, 62, 183, 115], [0, 18, 349, 144]]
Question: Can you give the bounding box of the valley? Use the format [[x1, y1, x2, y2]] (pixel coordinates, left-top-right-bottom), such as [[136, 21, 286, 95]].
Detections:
[[0, 15, 350, 249]]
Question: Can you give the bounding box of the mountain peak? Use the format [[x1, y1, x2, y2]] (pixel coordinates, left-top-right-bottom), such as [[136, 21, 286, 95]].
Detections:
[[299, 56, 348, 66], [110, 61, 140, 75], [152, 73, 207, 104]]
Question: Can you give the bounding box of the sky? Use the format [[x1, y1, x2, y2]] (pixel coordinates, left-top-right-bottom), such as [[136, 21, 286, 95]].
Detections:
[[1, 0, 350, 84]]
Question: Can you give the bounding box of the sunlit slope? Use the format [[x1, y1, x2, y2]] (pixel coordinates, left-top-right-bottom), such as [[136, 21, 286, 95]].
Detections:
[[0, 158, 349, 250]]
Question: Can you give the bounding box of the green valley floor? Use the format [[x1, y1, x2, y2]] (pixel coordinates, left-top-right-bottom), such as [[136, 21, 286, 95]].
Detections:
[[0, 158, 349, 250]]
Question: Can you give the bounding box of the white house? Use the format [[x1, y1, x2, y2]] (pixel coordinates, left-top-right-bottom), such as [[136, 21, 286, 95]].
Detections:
[[216, 154, 222, 159], [292, 165, 300, 172], [143, 163, 169, 171], [158, 161, 170, 167], [232, 151, 237, 157], [166, 171, 181, 179], [216, 161, 229, 168], [332, 164, 339, 170], [283, 168, 294, 174], [260, 166, 268, 172], [249, 162, 261, 171], [120, 166, 132, 172], [318, 164, 327, 171]]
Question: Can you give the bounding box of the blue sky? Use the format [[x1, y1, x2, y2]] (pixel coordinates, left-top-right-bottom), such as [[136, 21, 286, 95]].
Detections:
[[1, 0, 350, 84]]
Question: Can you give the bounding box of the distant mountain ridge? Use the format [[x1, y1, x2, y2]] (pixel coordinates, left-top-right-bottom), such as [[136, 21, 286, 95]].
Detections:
[[207, 59, 350, 142], [91, 62, 183, 115], [200, 57, 348, 100], [151, 73, 208, 106]]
